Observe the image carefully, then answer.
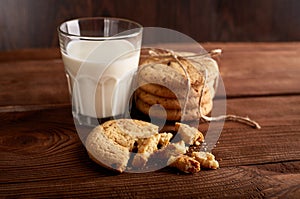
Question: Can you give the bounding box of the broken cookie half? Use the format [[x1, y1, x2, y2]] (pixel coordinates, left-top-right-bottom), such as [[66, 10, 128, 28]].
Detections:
[[85, 119, 219, 173]]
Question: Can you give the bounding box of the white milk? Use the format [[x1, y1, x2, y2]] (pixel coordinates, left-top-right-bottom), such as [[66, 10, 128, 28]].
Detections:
[[62, 40, 140, 119]]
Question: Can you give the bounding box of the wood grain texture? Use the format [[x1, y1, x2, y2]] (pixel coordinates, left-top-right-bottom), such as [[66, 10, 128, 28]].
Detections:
[[0, 59, 69, 106], [0, 43, 299, 108], [219, 43, 300, 97], [215, 96, 300, 167], [0, 95, 300, 198], [1, 42, 300, 198], [1, 0, 300, 50], [0, 48, 61, 62], [1, 164, 299, 198]]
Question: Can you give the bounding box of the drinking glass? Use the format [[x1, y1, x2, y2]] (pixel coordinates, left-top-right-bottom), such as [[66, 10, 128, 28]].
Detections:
[[58, 17, 143, 126]]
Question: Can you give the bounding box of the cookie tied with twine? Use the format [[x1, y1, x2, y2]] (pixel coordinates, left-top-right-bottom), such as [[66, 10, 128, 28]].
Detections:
[[135, 47, 261, 129]]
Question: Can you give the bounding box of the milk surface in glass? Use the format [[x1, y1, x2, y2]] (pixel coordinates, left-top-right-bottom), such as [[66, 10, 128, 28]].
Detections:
[[62, 39, 140, 119]]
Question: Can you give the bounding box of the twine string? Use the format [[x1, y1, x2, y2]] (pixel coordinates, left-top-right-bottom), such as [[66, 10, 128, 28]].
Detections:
[[142, 48, 261, 129]]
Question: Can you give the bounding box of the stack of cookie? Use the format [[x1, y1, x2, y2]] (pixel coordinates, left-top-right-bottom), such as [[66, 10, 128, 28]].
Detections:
[[134, 48, 219, 121]]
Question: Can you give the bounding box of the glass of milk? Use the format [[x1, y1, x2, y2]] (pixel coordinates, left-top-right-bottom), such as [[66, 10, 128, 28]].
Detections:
[[58, 17, 142, 126]]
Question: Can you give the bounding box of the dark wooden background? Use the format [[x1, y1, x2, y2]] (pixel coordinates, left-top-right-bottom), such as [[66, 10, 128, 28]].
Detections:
[[1, 0, 300, 51]]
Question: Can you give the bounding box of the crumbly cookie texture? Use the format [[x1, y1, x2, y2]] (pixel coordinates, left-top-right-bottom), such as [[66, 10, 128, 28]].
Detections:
[[132, 132, 173, 168], [167, 152, 219, 174], [166, 124, 219, 173], [86, 119, 159, 172], [154, 140, 187, 160], [168, 155, 201, 173], [191, 152, 219, 170], [175, 122, 204, 145], [86, 119, 219, 173], [159, 132, 174, 147]]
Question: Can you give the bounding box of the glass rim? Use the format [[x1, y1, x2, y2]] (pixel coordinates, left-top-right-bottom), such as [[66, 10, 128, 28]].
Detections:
[[58, 17, 143, 40]]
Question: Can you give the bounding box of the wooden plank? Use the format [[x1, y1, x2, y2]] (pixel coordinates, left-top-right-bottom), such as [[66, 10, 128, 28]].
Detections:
[[1, 124, 299, 198], [0, 116, 299, 198], [0, 59, 69, 106], [1, 162, 299, 198], [213, 95, 300, 167], [1, 96, 300, 198], [0, 48, 61, 62], [219, 43, 300, 97], [0, 43, 299, 62], [0, 43, 299, 107], [0, 96, 299, 172], [0, 95, 297, 170]]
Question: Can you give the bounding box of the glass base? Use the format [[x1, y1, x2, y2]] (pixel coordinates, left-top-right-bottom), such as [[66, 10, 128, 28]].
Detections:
[[73, 112, 125, 127]]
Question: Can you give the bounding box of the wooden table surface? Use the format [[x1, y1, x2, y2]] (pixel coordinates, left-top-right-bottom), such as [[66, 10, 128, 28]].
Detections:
[[1, 43, 300, 198]]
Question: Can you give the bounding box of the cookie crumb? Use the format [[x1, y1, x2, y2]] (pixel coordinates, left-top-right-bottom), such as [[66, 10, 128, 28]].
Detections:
[[168, 155, 200, 174], [191, 152, 219, 169]]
